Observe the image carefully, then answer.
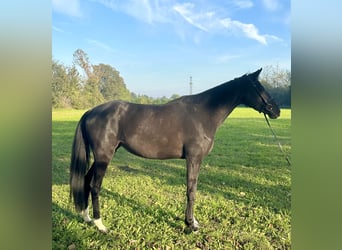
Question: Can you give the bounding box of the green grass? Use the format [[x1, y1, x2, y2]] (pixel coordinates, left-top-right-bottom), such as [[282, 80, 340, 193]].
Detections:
[[52, 107, 291, 249]]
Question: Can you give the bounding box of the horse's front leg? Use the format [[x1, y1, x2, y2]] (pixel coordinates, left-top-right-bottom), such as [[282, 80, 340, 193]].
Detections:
[[185, 156, 201, 231]]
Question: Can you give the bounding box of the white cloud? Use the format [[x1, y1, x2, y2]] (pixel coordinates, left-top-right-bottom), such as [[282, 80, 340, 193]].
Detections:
[[262, 0, 280, 11], [232, 0, 253, 9], [221, 18, 267, 45], [264, 34, 283, 42], [52, 0, 82, 17], [173, 3, 209, 31], [174, 3, 272, 45], [215, 53, 243, 64], [93, 0, 171, 24], [93, 0, 280, 45], [87, 39, 115, 53], [52, 26, 64, 33]]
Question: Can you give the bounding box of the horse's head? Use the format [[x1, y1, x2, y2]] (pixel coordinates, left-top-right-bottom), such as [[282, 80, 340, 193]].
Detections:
[[242, 68, 280, 119]]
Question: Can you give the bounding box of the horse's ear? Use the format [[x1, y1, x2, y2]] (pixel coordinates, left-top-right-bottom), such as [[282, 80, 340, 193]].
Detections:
[[251, 68, 262, 78]]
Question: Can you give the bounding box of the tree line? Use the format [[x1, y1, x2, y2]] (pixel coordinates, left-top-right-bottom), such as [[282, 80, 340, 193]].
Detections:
[[259, 65, 291, 108], [52, 49, 290, 109], [52, 49, 130, 109]]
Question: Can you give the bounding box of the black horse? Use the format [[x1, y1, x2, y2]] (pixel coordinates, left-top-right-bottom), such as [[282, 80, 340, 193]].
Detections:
[[70, 68, 280, 232]]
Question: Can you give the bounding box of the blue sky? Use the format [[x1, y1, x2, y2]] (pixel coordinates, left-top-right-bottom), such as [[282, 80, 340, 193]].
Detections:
[[52, 0, 290, 97]]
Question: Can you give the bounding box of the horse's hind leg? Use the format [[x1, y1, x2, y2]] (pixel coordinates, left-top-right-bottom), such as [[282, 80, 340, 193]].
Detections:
[[90, 159, 111, 232], [80, 164, 95, 223]]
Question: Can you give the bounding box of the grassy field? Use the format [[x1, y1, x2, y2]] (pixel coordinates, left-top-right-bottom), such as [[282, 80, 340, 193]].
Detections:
[[52, 107, 291, 249]]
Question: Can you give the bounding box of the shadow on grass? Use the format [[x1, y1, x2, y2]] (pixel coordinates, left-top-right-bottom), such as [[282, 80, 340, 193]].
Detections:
[[52, 121, 77, 185], [52, 202, 89, 249], [100, 188, 185, 231], [112, 159, 290, 212]]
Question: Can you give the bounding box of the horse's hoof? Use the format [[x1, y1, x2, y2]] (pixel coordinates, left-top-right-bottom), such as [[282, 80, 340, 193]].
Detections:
[[81, 208, 92, 223], [191, 224, 200, 232], [185, 217, 200, 232], [99, 227, 108, 234], [193, 218, 200, 230], [93, 218, 108, 233]]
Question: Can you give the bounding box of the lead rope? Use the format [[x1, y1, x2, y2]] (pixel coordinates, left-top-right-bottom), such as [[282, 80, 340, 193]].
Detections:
[[264, 113, 291, 166]]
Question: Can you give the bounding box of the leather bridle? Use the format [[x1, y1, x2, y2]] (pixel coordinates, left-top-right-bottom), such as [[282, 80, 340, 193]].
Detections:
[[248, 77, 275, 115], [248, 76, 291, 166]]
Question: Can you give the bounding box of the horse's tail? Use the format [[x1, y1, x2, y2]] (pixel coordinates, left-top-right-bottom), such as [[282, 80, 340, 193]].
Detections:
[[70, 113, 90, 212]]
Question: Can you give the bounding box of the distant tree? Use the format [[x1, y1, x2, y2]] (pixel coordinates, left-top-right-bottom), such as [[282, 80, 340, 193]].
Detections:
[[52, 49, 187, 109], [130, 92, 138, 103], [52, 59, 81, 108], [93, 63, 131, 101], [152, 96, 169, 104], [73, 49, 91, 78], [52, 59, 67, 107], [71, 49, 132, 107], [260, 65, 291, 107], [66, 65, 83, 108], [131, 93, 154, 104], [261, 65, 290, 88], [82, 76, 105, 107], [72, 49, 104, 107], [170, 94, 181, 100]]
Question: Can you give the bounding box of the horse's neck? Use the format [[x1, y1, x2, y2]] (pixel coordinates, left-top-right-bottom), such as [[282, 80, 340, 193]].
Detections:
[[199, 80, 243, 126]]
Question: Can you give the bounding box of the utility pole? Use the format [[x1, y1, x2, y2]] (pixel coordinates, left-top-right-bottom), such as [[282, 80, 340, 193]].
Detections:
[[189, 76, 193, 95]]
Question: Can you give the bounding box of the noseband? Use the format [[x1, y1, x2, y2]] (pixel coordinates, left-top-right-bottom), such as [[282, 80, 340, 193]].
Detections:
[[248, 77, 274, 114]]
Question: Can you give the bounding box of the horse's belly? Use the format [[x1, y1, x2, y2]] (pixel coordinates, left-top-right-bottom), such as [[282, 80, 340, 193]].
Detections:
[[121, 135, 184, 159]]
